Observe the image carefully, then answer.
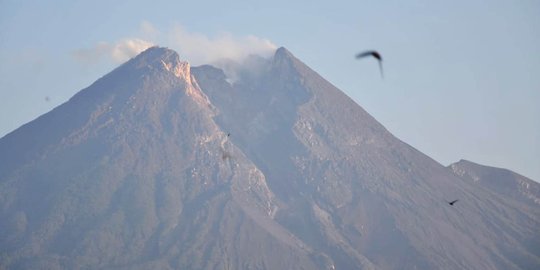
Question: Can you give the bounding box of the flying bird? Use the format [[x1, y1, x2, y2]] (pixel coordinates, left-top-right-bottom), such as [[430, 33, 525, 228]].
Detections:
[[447, 199, 459, 206], [356, 50, 384, 79]]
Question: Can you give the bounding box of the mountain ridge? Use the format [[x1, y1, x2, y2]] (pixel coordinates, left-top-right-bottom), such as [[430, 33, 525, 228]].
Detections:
[[449, 159, 540, 205]]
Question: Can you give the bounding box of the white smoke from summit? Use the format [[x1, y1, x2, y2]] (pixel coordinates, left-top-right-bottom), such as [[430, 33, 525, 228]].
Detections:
[[167, 24, 277, 66], [72, 21, 277, 82]]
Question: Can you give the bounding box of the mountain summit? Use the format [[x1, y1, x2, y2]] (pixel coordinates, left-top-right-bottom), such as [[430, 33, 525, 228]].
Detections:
[[1, 47, 539, 269]]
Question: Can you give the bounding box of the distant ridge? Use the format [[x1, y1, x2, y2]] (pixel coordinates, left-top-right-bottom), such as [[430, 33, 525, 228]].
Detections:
[[449, 159, 540, 206]]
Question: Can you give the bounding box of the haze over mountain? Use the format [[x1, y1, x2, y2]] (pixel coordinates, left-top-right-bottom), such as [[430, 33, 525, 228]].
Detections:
[[0, 47, 538, 269]]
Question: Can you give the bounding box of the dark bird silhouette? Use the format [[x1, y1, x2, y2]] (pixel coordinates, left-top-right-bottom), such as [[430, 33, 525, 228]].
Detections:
[[356, 50, 384, 79], [448, 199, 459, 206]]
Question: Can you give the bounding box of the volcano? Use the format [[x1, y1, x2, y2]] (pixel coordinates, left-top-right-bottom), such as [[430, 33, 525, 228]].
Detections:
[[1, 47, 538, 269]]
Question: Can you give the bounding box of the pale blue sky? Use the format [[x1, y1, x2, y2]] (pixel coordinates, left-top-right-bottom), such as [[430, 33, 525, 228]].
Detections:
[[1, 0, 539, 181]]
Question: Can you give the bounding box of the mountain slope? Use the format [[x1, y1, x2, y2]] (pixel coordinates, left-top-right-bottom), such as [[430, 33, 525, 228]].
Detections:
[[0, 47, 318, 270], [0, 46, 539, 269], [192, 48, 540, 269]]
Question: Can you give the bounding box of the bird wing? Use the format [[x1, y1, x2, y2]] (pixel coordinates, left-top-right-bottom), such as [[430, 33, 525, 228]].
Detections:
[[450, 200, 459, 204], [356, 51, 375, 59], [377, 60, 384, 79]]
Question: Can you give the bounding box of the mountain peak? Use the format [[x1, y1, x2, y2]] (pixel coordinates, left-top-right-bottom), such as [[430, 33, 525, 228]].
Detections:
[[130, 46, 178, 65], [272, 47, 296, 66], [135, 46, 178, 61], [128, 46, 191, 81], [274, 46, 293, 58]]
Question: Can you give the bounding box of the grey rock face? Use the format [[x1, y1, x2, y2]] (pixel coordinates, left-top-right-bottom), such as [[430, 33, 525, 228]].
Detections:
[[1, 46, 539, 269]]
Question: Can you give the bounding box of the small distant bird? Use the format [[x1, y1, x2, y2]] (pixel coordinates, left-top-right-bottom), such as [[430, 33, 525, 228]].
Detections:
[[45, 96, 50, 102], [356, 50, 384, 79], [447, 199, 459, 206], [227, 133, 230, 137]]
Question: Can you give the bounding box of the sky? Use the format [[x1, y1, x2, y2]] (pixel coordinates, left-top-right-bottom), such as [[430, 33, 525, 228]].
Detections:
[[1, 0, 539, 181]]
